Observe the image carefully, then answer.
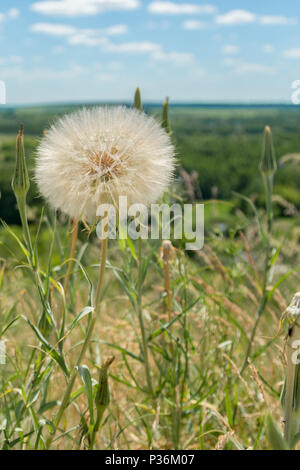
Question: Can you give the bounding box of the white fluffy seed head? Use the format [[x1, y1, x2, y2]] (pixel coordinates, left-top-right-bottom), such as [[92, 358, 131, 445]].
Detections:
[[35, 106, 175, 221]]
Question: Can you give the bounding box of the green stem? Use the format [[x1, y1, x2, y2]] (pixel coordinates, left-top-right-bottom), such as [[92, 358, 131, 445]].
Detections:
[[16, 194, 33, 258], [283, 319, 300, 448], [240, 295, 268, 374], [63, 219, 79, 295], [240, 242, 270, 375], [137, 237, 153, 396], [241, 173, 274, 375], [89, 410, 104, 450], [45, 237, 108, 449], [263, 174, 274, 234], [284, 363, 299, 447]]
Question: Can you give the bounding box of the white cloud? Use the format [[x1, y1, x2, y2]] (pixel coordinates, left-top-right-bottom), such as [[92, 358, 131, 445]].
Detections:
[[30, 16, 194, 68], [0, 55, 23, 65], [30, 20, 161, 55], [222, 45, 239, 55], [189, 66, 206, 78], [93, 72, 116, 82], [30, 23, 77, 36], [31, 23, 128, 45], [105, 24, 128, 35], [1, 64, 88, 81], [147, 20, 170, 30], [283, 48, 300, 59], [148, 2, 216, 15], [222, 58, 235, 67], [183, 20, 206, 30], [107, 41, 161, 53], [67, 26, 128, 46], [0, 8, 20, 23], [234, 63, 276, 75], [30, 0, 140, 17], [263, 44, 274, 54], [224, 58, 276, 75], [259, 15, 297, 25], [152, 50, 195, 65], [7, 8, 20, 18], [67, 33, 108, 46], [216, 9, 298, 27], [52, 45, 65, 54], [216, 10, 256, 25]]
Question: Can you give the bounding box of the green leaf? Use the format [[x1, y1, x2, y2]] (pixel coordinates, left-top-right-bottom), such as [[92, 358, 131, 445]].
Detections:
[[98, 341, 142, 362], [112, 268, 137, 310], [291, 432, 300, 449], [77, 365, 94, 425], [148, 311, 185, 341], [0, 316, 20, 337], [265, 414, 289, 450], [1, 220, 30, 259], [38, 401, 60, 414], [232, 192, 267, 245], [267, 266, 300, 302], [68, 306, 94, 334], [22, 316, 69, 377]]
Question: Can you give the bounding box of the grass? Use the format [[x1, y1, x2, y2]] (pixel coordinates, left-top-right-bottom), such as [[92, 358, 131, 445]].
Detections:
[[1, 104, 300, 450], [1, 202, 299, 449]]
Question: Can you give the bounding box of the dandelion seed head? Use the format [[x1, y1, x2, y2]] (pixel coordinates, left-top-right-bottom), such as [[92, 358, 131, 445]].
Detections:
[[35, 106, 175, 221]]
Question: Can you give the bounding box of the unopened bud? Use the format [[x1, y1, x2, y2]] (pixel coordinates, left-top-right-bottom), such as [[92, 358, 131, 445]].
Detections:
[[260, 126, 277, 176], [162, 97, 172, 135], [11, 125, 30, 198], [134, 87, 143, 111], [38, 309, 54, 339], [95, 356, 115, 414]]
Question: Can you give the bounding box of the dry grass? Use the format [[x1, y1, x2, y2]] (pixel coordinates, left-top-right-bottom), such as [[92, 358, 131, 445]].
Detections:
[[0, 222, 297, 450]]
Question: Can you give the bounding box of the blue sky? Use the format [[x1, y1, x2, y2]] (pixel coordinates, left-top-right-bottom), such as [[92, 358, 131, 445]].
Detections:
[[1, 0, 300, 104]]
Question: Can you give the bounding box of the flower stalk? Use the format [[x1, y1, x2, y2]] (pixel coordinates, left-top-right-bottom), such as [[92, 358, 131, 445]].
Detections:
[[281, 293, 300, 448], [11, 125, 33, 256], [162, 240, 173, 323], [46, 237, 108, 449], [89, 355, 115, 449], [241, 126, 277, 374], [133, 88, 153, 396], [63, 219, 79, 295], [260, 125, 277, 234], [137, 236, 154, 396]]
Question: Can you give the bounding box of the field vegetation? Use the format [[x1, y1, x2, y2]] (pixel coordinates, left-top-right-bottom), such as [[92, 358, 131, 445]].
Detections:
[[1, 104, 300, 450]]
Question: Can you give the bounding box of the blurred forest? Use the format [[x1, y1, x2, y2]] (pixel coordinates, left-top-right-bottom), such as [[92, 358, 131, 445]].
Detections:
[[1, 104, 300, 224]]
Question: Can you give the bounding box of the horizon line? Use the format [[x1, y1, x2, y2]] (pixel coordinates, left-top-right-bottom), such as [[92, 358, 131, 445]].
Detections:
[[0, 100, 298, 109]]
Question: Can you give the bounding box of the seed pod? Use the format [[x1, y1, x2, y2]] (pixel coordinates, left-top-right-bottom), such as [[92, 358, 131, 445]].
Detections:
[[161, 239, 173, 262]]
